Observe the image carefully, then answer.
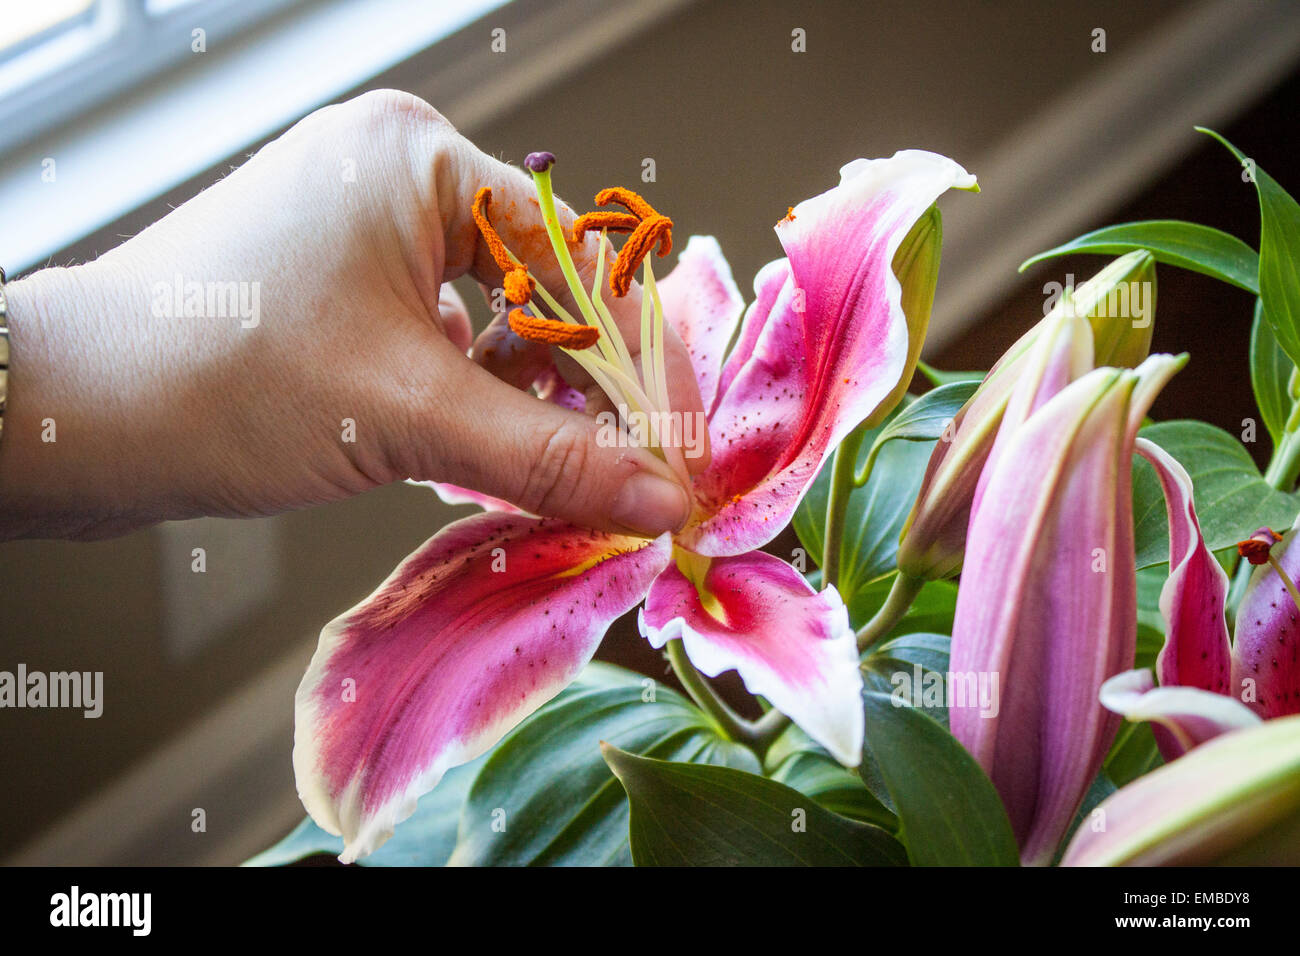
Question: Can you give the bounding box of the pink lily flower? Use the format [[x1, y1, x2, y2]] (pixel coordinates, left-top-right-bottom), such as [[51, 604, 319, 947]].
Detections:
[[294, 150, 976, 862], [949, 343, 1185, 866], [1070, 461, 1300, 865], [1099, 460, 1300, 757]]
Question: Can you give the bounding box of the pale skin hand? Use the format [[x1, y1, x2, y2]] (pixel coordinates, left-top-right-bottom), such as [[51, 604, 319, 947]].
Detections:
[[0, 90, 708, 541]]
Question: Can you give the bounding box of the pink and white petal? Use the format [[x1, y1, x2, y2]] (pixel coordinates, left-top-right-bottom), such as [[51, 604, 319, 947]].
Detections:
[[682, 151, 976, 556], [713, 257, 792, 414], [655, 235, 745, 412], [1100, 669, 1261, 761], [294, 513, 670, 862], [1133, 438, 1232, 694], [1232, 515, 1300, 718], [639, 550, 862, 766], [409, 480, 525, 514]]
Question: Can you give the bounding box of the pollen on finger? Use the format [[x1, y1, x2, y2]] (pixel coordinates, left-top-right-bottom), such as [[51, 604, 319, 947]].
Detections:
[[508, 309, 601, 350]]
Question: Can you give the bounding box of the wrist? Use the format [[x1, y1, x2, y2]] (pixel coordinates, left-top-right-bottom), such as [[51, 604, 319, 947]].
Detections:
[[0, 261, 146, 539]]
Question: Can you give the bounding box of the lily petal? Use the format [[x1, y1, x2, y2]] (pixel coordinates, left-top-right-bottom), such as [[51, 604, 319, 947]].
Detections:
[[1232, 514, 1300, 718], [1099, 668, 1261, 760], [294, 513, 670, 862], [681, 151, 976, 557], [532, 365, 586, 412], [639, 550, 862, 766], [412, 481, 525, 514], [656, 235, 745, 412], [1062, 714, 1300, 866], [714, 257, 792, 414], [1133, 437, 1231, 694]]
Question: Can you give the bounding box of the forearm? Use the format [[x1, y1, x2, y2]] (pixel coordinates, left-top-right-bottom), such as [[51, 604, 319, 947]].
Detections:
[[0, 260, 169, 540]]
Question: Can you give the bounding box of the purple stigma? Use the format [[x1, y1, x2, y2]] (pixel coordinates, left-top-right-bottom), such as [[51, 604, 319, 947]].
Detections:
[[524, 151, 556, 173]]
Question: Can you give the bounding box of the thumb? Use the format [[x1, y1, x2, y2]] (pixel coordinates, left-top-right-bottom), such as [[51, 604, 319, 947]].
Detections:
[[418, 356, 692, 538]]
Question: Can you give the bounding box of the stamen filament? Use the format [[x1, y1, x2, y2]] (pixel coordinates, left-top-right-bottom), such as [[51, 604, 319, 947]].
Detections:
[[639, 275, 657, 419], [591, 230, 637, 375], [644, 263, 671, 416]]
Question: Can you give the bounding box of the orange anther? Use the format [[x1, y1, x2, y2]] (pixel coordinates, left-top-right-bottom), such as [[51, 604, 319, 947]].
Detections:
[[609, 215, 673, 297], [593, 187, 658, 219], [573, 187, 674, 298], [508, 309, 601, 350], [1237, 527, 1284, 565], [472, 187, 534, 305], [571, 210, 640, 241]]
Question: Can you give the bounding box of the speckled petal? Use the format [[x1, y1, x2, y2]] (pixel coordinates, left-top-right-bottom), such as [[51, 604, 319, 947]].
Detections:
[[294, 513, 670, 862], [679, 151, 976, 557]]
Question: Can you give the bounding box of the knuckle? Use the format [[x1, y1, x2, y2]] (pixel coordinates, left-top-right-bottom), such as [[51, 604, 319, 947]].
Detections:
[[517, 419, 592, 517], [337, 90, 456, 152]]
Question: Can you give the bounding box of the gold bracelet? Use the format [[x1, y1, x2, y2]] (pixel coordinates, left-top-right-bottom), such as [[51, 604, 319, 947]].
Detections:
[[0, 267, 8, 443]]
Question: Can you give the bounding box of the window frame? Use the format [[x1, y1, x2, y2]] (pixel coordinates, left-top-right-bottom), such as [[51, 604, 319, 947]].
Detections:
[[0, 0, 305, 155]]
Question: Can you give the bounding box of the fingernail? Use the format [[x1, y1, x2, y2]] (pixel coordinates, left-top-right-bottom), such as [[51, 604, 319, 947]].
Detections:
[[612, 472, 690, 537]]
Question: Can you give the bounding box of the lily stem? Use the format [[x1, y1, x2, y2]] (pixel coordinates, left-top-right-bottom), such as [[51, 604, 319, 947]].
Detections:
[[856, 572, 925, 652], [823, 425, 869, 589], [665, 639, 760, 748], [1264, 428, 1300, 493]]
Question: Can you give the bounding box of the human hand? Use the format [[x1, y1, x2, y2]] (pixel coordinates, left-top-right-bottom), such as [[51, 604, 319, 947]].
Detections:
[[0, 90, 706, 540]]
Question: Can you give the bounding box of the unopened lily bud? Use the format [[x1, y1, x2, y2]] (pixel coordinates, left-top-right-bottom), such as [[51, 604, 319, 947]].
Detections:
[[1068, 250, 1157, 367], [896, 251, 1158, 580], [1062, 714, 1300, 865]]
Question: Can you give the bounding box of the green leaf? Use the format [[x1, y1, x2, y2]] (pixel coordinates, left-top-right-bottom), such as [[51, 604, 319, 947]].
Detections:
[[769, 749, 896, 829], [1201, 128, 1300, 368], [1135, 564, 1167, 671], [847, 574, 958, 636], [1019, 219, 1258, 294], [1105, 719, 1164, 788], [1251, 297, 1294, 450], [862, 631, 952, 728], [793, 400, 938, 601], [870, 381, 979, 446], [603, 745, 907, 866], [916, 360, 985, 387], [860, 692, 1020, 866], [1132, 420, 1299, 569], [448, 667, 758, 866]]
